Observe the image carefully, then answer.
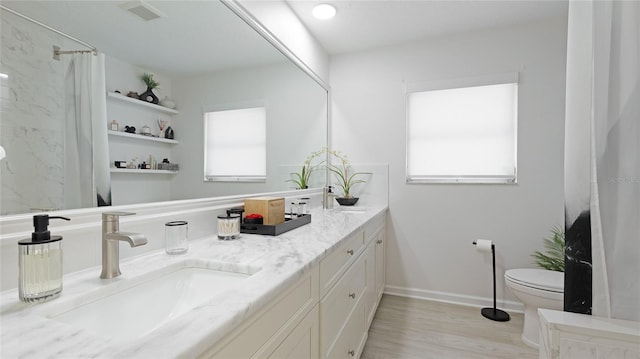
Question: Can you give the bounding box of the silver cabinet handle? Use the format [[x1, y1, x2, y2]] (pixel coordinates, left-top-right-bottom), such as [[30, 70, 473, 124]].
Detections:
[[377, 239, 383, 244], [349, 292, 356, 299], [348, 350, 355, 356], [346, 249, 354, 255]]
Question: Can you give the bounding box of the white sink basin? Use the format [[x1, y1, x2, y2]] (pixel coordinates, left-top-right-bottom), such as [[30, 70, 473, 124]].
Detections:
[[38, 261, 258, 342]]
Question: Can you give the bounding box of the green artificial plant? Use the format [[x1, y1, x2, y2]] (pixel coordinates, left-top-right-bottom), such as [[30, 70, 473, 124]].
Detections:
[[532, 226, 565, 272], [140, 72, 160, 90], [287, 148, 324, 189], [326, 148, 371, 199]]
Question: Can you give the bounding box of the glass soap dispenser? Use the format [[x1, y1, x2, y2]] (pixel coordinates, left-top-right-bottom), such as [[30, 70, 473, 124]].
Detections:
[[18, 215, 70, 303]]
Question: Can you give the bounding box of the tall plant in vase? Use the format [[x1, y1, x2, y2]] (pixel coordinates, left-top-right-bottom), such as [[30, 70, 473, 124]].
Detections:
[[326, 149, 371, 206], [139, 72, 160, 104]]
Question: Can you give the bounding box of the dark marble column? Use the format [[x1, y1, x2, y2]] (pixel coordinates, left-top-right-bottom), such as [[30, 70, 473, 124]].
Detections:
[[564, 210, 592, 314]]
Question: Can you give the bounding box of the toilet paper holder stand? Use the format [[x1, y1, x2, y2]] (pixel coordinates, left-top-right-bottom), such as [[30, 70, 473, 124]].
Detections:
[[473, 240, 511, 322]]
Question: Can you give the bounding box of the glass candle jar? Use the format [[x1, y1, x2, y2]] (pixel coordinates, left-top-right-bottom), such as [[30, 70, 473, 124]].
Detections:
[[218, 214, 240, 240]]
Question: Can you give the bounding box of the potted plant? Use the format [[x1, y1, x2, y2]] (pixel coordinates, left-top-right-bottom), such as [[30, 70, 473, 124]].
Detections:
[[138, 72, 160, 104], [326, 149, 371, 206], [532, 226, 565, 272], [287, 148, 324, 189]]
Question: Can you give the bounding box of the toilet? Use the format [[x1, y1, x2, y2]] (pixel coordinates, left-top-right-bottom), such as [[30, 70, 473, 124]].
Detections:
[[504, 268, 564, 348]]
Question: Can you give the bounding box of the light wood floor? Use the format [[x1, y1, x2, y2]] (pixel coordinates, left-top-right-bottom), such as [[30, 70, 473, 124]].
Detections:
[[361, 295, 538, 359]]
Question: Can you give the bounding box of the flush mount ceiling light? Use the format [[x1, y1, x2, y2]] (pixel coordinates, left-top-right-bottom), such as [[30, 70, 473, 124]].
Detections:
[[312, 3, 337, 20], [120, 0, 166, 21]]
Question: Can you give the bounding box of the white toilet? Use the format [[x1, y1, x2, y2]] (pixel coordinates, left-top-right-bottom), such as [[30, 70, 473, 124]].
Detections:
[[504, 268, 564, 348]]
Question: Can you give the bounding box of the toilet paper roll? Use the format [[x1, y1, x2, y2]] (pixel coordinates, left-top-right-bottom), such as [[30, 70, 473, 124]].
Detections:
[[475, 239, 493, 253]]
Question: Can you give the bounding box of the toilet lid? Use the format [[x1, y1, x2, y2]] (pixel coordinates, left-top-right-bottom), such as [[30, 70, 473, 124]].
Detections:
[[505, 268, 564, 293]]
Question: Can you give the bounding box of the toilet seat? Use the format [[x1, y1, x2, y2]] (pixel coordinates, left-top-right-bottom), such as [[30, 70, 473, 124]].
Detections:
[[505, 268, 564, 293]]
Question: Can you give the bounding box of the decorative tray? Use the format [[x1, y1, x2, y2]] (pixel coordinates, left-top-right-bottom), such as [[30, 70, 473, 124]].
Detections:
[[240, 214, 311, 236]]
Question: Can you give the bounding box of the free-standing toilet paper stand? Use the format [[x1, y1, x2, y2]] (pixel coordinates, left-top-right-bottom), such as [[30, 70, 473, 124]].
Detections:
[[473, 240, 511, 322]]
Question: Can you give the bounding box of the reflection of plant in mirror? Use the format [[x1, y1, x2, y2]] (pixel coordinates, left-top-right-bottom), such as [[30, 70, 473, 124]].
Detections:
[[532, 226, 565, 272], [326, 149, 371, 199], [141, 73, 159, 89], [287, 148, 325, 189]]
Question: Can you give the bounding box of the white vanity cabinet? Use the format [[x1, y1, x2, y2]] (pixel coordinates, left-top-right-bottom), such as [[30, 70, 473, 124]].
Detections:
[[364, 218, 385, 326], [204, 211, 386, 359], [318, 211, 386, 359], [320, 250, 369, 358], [202, 267, 319, 358]]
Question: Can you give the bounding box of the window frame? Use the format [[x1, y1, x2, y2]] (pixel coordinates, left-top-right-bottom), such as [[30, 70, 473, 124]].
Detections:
[[203, 103, 267, 183], [405, 73, 519, 184]]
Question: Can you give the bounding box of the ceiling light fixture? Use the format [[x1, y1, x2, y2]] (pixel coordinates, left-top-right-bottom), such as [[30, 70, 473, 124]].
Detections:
[[312, 4, 336, 20]]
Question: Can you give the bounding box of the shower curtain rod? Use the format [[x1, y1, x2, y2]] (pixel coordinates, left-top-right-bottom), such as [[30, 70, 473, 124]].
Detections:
[[53, 46, 96, 60], [0, 5, 98, 55]]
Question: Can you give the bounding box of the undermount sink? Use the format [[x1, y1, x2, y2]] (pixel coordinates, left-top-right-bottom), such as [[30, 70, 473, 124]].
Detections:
[[37, 260, 259, 342]]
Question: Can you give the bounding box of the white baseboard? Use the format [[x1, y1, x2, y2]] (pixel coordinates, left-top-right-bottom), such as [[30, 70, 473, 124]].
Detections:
[[383, 285, 524, 313]]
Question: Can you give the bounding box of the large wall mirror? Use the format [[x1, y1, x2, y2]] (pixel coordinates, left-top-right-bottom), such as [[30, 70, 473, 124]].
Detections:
[[0, 1, 328, 216]]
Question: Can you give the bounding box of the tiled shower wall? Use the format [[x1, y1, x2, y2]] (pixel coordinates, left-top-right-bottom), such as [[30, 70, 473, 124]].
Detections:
[[0, 10, 69, 214]]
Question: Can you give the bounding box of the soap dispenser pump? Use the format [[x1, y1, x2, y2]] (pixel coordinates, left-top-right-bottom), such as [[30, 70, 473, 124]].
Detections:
[[18, 215, 70, 303]]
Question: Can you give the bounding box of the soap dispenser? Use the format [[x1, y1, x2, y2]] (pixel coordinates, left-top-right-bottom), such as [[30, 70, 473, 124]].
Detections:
[[18, 215, 70, 303]]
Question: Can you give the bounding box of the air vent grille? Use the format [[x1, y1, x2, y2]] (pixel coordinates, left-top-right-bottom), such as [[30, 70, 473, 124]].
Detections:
[[120, 1, 166, 21]]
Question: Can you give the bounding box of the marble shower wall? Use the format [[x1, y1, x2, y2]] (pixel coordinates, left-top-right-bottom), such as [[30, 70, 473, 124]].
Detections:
[[0, 10, 70, 215]]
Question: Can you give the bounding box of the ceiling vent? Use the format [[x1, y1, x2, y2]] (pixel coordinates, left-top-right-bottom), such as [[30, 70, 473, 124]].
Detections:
[[120, 1, 166, 21]]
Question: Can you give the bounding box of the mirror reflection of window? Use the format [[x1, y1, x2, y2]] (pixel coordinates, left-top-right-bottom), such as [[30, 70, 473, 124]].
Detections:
[[203, 107, 267, 182]]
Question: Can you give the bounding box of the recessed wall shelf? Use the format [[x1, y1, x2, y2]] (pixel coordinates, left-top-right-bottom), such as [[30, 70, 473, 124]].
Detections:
[[108, 130, 178, 144], [110, 168, 178, 175], [107, 91, 179, 115]]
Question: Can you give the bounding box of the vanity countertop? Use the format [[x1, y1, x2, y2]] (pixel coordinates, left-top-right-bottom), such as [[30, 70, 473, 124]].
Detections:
[[0, 205, 387, 358]]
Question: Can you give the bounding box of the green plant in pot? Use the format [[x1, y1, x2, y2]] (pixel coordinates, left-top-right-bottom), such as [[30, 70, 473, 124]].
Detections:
[[326, 149, 371, 206], [532, 226, 565, 272], [287, 148, 324, 189], [139, 72, 160, 104]]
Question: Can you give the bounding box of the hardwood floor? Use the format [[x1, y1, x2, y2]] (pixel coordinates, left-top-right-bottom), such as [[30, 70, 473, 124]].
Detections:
[[361, 295, 538, 359]]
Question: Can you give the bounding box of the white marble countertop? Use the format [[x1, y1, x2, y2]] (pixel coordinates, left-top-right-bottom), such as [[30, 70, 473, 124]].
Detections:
[[0, 205, 387, 358]]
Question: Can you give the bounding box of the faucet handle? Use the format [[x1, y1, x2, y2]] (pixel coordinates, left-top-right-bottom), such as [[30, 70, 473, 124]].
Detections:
[[102, 212, 136, 221]]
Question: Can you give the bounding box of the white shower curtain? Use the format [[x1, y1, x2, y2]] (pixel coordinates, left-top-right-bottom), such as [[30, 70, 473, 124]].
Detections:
[[64, 52, 111, 208], [574, 0, 640, 321]]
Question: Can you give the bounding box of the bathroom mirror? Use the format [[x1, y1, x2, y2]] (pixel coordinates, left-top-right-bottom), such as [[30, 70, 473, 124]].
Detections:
[[0, 1, 328, 215]]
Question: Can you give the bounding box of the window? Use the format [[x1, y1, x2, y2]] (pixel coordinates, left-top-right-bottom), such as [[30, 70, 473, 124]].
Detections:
[[204, 107, 266, 182], [406, 73, 518, 184]]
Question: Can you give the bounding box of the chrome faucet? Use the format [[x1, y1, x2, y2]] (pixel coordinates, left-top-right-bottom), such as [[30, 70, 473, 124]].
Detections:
[[323, 186, 336, 209], [100, 212, 147, 279]]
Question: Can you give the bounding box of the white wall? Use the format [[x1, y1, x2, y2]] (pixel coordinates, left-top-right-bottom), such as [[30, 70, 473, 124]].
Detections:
[[170, 61, 327, 200], [330, 17, 568, 309]]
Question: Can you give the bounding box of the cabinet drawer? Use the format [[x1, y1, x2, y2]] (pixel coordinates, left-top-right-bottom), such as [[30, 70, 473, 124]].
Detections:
[[324, 302, 366, 359], [267, 305, 319, 359], [320, 253, 366, 356], [319, 230, 365, 296], [204, 267, 318, 358]]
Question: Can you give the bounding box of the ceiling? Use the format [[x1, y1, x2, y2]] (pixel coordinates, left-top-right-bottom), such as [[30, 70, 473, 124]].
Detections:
[[1, 1, 569, 76], [287, 0, 569, 55], [1, 1, 286, 77]]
